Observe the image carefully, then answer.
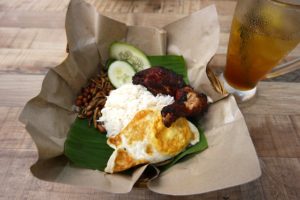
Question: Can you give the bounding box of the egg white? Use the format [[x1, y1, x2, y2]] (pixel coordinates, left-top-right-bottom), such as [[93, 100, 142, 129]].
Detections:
[[105, 120, 200, 173]]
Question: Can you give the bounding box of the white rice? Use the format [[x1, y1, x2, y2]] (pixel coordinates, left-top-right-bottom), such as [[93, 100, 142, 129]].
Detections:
[[98, 83, 174, 137]]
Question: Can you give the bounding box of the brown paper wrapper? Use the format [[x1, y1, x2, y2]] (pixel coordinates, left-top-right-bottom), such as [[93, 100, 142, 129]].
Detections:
[[19, 0, 261, 195]]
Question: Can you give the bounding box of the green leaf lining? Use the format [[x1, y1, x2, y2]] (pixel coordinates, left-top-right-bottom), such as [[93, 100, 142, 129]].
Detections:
[[64, 55, 208, 173]]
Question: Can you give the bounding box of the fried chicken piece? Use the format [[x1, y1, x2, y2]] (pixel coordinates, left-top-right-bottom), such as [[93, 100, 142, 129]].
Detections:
[[161, 86, 208, 127], [132, 67, 186, 96], [133, 67, 208, 127]]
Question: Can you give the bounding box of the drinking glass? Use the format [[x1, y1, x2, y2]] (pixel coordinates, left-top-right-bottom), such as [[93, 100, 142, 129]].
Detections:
[[222, 0, 300, 101]]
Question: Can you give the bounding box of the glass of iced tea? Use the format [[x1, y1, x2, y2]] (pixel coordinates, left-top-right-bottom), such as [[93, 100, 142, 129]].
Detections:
[[222, 0, 300, 101]]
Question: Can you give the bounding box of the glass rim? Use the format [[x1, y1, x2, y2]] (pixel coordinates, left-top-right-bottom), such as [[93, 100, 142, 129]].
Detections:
[[270, 0, 300, 8]]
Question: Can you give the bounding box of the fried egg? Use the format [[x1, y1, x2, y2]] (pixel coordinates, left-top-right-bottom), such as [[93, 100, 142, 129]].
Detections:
[[105, 109, 200, 173]]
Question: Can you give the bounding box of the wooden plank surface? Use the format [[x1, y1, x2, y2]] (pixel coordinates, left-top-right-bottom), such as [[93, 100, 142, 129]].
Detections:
[[0, 0, 300, 199], [0, 75, 299, 199], [0, 0, 299, 79]]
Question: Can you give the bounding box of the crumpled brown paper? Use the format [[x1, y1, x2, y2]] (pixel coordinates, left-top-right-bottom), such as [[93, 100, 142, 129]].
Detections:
[[19, 0, 261, 195]]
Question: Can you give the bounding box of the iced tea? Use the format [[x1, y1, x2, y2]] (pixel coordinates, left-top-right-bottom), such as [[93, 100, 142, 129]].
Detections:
[[224, 1, 300, 90]]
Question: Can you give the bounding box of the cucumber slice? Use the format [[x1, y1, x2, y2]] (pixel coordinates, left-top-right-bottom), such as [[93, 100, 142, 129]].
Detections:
[[110, 42, 151, 71], [104, 58, 116, 71], [108, 61, 136, 88]]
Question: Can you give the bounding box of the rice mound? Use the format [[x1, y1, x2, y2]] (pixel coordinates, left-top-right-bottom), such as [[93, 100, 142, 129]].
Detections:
[[98, 83, 174, 137]]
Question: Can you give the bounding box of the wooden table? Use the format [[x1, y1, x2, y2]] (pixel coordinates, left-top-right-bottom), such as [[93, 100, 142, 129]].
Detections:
[[0, 0, 299, 199]]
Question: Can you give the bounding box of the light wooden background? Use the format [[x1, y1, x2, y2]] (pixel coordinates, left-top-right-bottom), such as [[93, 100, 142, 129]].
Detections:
[[0, 0, 299, 199]]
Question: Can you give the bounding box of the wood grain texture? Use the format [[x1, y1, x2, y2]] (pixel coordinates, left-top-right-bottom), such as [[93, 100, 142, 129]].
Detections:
[[0, 0, 300, 77], [0, 48, 67, 74], [0, 75, 43, 106], [0, 0, 299, 79], [244, 114, 300, 158], [0, 0, 300, 199], [0, 103, 299, 199], [0, 75, 299, 200]]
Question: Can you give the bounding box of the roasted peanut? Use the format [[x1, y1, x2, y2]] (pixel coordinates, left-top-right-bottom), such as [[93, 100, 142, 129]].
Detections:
[[97, 124, 106, 132], [74, 70, 112, 132], [75, 99, 82, 106], [83, 91, 88, 97], [93, 107, 99, 128], [86, 111, 93, 117], [84, 88, 89, 94]]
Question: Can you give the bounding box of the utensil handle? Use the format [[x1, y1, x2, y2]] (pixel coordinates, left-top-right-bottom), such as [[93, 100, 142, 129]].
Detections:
[[264, 57, 300, 79]]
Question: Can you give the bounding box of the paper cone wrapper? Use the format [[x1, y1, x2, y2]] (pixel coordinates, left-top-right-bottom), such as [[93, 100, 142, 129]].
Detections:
[[19, 0, 261, 195]]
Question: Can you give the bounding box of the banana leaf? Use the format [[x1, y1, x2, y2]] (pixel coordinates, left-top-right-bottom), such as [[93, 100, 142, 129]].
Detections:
[[64, 118, 112, 171], [148, 55, 189, 84], [64, 55, 208, 172]]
